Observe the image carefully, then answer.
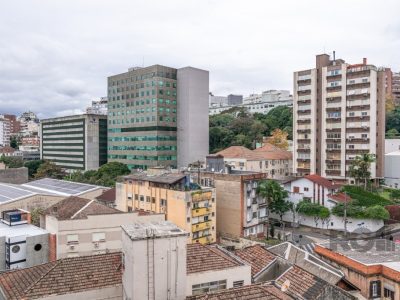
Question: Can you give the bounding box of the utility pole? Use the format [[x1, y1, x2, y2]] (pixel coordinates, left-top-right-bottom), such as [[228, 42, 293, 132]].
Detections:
[[344, 191, 348, 238]]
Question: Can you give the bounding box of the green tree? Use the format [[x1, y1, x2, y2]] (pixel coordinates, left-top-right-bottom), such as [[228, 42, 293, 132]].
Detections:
[[0, 156, 23, 168], [386, 128, 399, 139], [297, 200, 330, 227], [257, 180, 289, 218], [349, 154, 376, 189], [34, 161, 65, 179], [270, 198, 292, 222], [364, 205, 390, 220], [10, 136, 18, 149], [386, 107, 400, 133], [24, 160, 44, 178], [30, 207, 44, 226]]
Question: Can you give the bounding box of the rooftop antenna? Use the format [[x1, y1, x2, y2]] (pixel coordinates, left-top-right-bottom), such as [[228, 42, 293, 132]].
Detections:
[[333, 50, 336, 61]]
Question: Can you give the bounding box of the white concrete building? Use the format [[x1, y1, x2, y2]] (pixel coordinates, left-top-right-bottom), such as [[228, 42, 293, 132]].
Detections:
[[385, 151, 400, 188], [0, 116, 10, 147], [385, 139, 400, 154], [41, 196, 164, 259], [122, 221, 188, 300], [177, 67, 209, 168], [86, 97, 108, 115]]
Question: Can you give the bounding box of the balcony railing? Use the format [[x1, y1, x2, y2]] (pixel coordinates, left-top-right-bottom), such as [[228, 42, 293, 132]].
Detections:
[[192, 207, 212, 217], [192, 221, 212, 232]]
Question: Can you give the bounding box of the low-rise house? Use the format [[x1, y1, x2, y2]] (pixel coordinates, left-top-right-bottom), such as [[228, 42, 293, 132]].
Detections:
[[315, 239, 400, 300], [96, 187, 116, 207], [0, 209, 50, 272], [279, 174, 384, 232], [216, 144, 292, 180], [0, 252, 122, 300], [116, 168, 217, 244], [41, 196, 164, 259], [186, 243, 251, 296]]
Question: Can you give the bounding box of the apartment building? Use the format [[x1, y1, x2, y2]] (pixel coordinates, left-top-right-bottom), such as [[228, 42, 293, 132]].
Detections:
[[293, 54, 386, 180], [393, 72, 400, 105], [40, 114, 107, 171], [0, 116, 10, 147], [86, 97, 108, 115], [115, 168, 216, 244], [41, 196, 163, 259], [107, 65, 209, 170]]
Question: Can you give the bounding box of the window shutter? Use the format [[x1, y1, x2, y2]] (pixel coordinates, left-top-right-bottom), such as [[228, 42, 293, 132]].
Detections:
[[376, 280, 381, 297]]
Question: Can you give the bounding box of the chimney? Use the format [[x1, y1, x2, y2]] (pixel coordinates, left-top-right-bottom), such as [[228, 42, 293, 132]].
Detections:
[[363, 58, 367, 65]]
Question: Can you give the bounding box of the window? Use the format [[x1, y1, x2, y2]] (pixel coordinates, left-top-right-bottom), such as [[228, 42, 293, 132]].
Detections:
[[384, 287, 395, 300], [146, 196, 151, 202], [370, 280, 381, 298], [192, 280, 227, 295], [92, 232, 106, 242], [161, 199, 167, 206], [140, 195, 144, 201], [233, 280, 244, 288], [304, 187, 309, 192], [67, 234, 79, 244], [34, 244, 42, 251], [152, 197, 156, 203]]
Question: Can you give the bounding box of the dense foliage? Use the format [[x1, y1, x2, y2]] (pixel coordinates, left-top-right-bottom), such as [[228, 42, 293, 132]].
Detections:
[[257, 180, 291, 221], [67, 162, 130, 187], [348, 154, 375, 188], [386, 107, 400, 137], [342, 185, 392, 207], [332, 203, 389, 220], [35, 161, 66, 179], [209, 106, 293, 153], [296, 200, 330, 219], [24, 160, 45, 178], [0, 156, 23, 168]]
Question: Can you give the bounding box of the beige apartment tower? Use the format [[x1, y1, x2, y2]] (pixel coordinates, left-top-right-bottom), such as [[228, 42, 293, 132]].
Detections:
[[293, 54, 385, 180]]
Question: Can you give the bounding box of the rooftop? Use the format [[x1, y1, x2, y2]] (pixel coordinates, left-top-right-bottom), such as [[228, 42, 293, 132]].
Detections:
[[318, 239, 400, 265], [0, 222, 48, 238], [0, 252, 122, 300], [216, 144, 292, 161], [234, 244, 277, 277], [285, 174, 342, 189], [44, 197, 122, 220], [122, 221, 188, 241], [186, 282, 292, 300], [327, 193, 352, 203], [96, 187, 116, 203], [187, 243, 245, 274], [23, 178, 105, 196], [124, 172, 187, 185]]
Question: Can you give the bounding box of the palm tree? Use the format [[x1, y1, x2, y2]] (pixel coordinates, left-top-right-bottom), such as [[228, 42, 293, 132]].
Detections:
[[257, 180, 289, 219], [349, 153, 376, 189]]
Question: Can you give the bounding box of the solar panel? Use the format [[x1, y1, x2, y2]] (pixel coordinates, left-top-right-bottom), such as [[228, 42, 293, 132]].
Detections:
[[0, 184, 35, 203], [24, 178, 98, 195]]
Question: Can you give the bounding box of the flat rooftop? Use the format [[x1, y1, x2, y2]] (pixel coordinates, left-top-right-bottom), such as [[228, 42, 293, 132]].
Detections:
[[320, 239, 400, 265], [0, 222, 48, 238], [122, 221, 188, 240], [124, 172, 187, 184]]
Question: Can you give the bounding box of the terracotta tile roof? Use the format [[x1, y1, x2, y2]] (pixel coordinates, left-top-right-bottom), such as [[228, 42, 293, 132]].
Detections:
[[276, 265, 327, 299], [0, 146, 16, 154], [327, 193, 351, 203], [304, 174, 342, 189], [44, 196, 122, 220], [0, 252, 122, 300], [216, 145, 292, 161], [186, 283, 293, 300], [234, 245, 276, 277], [187, 243, 244, 274], [96, 187, 116, 203], [254, 143, 283, 152]]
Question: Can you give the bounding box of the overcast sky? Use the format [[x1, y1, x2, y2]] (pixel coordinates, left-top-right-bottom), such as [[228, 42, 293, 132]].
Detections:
[[0, 0, 399, 118]]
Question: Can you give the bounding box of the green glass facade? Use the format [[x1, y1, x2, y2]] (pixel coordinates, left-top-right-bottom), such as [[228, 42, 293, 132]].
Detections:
[[107, 65, 178, 170]]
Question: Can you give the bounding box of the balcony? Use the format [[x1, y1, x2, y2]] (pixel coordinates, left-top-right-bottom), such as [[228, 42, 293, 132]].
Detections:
[[192, 207, 212, 217], [326, 170, 341, 176], [192, 191, 213, 202], [346, 116, 370, 122], [326, 148, 341, 153], [297, 119, 311, 124], [325, 138, 341, 143], [297, 138, 311, 143], [325, 159, 341, 163], [346, 138, 370, 143], [346, 149, 370, 154], [193, 234, 213, 245], [297, 167, 311, 172], [297, 148, 311, 153], [297, 109, 311, 115], [192, 221, 212, 232], [326, 117, 341, 123], [297, 129, 311, 133], [346, 126, 370, 132]]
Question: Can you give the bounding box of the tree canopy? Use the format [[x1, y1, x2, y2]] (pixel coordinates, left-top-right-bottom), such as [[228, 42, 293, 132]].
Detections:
[[67, 162, 130, 187], [24, 160, 45, 178], [0, 156, 24, 168], [209, 106, 293, 153], [34, 161, 66, 179], [348, 154, 375, 188]]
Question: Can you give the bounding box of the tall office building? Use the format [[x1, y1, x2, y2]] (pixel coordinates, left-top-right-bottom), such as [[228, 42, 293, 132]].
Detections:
[[107, 65, 209, 170], [40, 114, 107, 171], [293, 54, 385, 180]]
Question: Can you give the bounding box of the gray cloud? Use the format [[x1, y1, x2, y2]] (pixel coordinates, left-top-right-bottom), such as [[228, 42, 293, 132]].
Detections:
[[0, 0, 399, 118]]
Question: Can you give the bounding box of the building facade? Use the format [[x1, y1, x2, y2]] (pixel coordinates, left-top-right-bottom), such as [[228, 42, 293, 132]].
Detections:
[[40, 114, 107, 171], [107, 65, 209, 170], [116, 168, 217, 244], [393, 72, 400, 106], [0, 116, 10, 147], [86, 97, 108, 115], [293, 54, 386, 180]]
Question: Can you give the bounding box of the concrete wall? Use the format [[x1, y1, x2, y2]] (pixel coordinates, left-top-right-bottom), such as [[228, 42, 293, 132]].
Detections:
[[44, 212, 164, 259], [0, 194, 65, 215], [0, 167, 28, 184], [186, 265, 251, 296], [26, 233, 49, 267], [122, 231, 187, 300], [385, 152, 400, 188], [177, 67, 209, 168]]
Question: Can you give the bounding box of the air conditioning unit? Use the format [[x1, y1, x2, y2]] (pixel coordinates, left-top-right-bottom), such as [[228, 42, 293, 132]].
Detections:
[[69, 245, 75, 250], [94, 242, 100, 249]]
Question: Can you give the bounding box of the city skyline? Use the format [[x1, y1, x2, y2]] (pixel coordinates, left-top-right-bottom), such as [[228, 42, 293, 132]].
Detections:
[[0, 0, 399, 118]]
